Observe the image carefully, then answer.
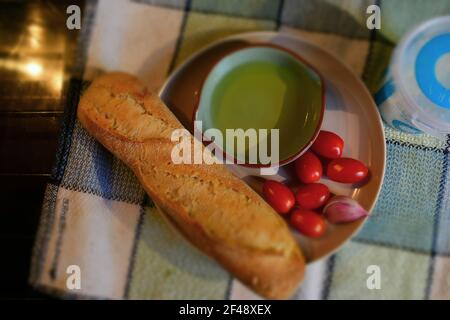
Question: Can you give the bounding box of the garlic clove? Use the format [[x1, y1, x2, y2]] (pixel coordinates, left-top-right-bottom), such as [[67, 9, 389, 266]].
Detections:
[[323, 196, 369, 224]]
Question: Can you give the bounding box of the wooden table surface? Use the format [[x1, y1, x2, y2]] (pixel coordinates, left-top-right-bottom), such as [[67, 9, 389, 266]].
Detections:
[[0, 0, 84, 299]]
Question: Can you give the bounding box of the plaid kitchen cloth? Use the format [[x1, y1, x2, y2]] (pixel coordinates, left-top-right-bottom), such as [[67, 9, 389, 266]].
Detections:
[[30, 0, 450, 299]]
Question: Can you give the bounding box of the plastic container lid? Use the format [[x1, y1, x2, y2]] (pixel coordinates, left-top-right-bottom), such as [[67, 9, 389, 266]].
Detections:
[[392, 15, 450, 137]]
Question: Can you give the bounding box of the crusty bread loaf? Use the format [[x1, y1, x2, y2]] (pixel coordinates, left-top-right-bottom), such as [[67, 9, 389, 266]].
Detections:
[[77, 72, 305, 299]]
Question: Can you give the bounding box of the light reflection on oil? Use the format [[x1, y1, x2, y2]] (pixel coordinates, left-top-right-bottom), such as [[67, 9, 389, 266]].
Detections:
[[24, 61, 43, 77], [0, 4, 69, 102], [0, 57, 64, 94]]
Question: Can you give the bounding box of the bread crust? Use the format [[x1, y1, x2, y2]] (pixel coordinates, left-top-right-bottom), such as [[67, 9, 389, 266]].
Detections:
[[77, 72, 305, 299]]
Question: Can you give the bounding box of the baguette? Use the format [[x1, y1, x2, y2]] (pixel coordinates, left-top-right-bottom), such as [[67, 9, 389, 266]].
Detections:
[[77, 72, 305, 299]]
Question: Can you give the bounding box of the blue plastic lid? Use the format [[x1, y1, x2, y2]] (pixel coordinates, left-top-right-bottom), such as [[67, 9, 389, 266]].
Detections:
[[392, 15, 450, 135], [415, 33, 450, 109]]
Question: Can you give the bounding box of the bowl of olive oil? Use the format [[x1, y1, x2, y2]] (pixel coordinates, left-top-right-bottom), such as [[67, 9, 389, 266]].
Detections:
[[194, 45, 325, 171]]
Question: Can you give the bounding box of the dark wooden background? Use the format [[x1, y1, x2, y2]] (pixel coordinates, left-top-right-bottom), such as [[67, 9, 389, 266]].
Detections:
[[0, 0, 84, 299]]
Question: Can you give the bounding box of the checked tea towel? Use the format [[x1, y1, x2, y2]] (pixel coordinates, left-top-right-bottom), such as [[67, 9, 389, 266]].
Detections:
[[30, 0, 450, 299]]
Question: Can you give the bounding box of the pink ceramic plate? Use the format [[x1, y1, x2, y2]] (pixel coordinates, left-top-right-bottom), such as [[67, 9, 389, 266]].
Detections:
[[160, 32, 386, 263]]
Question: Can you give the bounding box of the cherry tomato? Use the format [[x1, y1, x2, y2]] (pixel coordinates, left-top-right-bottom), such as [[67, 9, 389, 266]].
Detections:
[[262, 180, 295, 214], [296, 183, 330, 210], [290, 209, 326, 238], [326, 158, 369, 183], [311, 130, 344, 159], [295, 151, 322, 183]]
